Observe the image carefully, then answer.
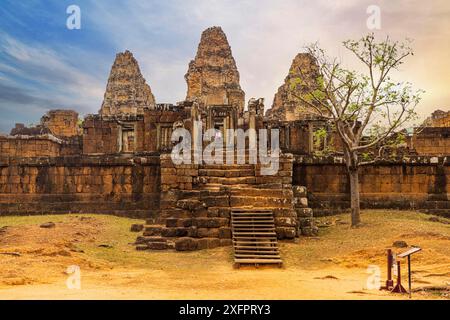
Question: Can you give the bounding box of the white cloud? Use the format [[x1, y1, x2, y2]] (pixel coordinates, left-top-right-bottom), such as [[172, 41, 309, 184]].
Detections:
[[0, 33, 105, 116], [1, 0, 449, 132], [83, 0, 450, 117]]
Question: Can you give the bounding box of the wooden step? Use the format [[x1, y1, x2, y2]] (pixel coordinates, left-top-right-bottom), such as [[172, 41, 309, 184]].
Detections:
[[235, 250, 279, 254], [236, 246, 279, 253], [235, 253, 281, 258], [233, 231, 276, 235], [233, 228, 276, 232], [233, 236, 277, 239], [231, 209, 282, 267], [234, 241, 277, 245], [232, 217, 274, 220], [234, 259, 283, 265]]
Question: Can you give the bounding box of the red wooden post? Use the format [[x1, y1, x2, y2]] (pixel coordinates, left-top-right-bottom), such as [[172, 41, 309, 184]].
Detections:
[[386, 249, 394, 289]]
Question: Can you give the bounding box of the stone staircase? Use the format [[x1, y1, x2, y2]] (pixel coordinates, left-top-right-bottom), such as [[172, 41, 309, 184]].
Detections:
[[135, 153, 315, 251]]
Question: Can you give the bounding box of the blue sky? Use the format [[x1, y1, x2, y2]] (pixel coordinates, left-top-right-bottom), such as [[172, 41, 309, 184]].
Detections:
[[0, 0, 449, 133]]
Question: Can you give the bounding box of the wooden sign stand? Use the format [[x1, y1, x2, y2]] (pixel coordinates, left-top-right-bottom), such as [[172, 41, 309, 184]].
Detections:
[[391, 261, 408, 294]]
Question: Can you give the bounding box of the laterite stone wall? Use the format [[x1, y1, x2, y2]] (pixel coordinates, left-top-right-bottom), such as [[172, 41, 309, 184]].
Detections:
[[0, 155, 160, 218], [293, 156, 450, 217]]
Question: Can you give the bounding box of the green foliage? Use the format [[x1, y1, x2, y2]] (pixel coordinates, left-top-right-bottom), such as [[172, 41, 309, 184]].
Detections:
[[361, 152, 371, 161], [295, 34, 422, 164], [312, 127, 335, 156]]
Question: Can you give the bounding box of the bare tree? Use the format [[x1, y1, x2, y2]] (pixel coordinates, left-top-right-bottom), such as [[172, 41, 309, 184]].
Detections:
[[292, 34, 423, 226]]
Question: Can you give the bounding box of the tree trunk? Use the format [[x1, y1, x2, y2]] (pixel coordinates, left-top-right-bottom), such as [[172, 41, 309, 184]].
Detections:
[[348, 167, 361, 227]]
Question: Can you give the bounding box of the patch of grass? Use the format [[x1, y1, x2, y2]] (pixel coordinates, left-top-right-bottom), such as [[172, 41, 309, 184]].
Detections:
[[1, 210, 448, 274], [282, 210, 450, 269], [0, 214, 76, 227], [0, 213, 235, 271]]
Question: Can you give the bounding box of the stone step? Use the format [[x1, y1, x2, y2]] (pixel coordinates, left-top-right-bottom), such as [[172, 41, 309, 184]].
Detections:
[[199, 183, 287, 192], [230, 188, 293, 198], [160, 227, 197, 238], [200, 185, 290, 193], [143, 225, 165, 236], [159, 208, 193, 219], [201, 164, 255, 170], [230, 195, 293, 208], [202, 195, 293, 209], [135, 236, 168, 245], [206, 206, 293, 216], [420, 209, 450, 218], [203, 176, 290, 186], [205, 176, 256, 185], [166, 217, 228, 228], [198, 169, 255, 178], [422, 201, 450, 209], [136, 235, 173, 248], [232, 222, 275, 226]]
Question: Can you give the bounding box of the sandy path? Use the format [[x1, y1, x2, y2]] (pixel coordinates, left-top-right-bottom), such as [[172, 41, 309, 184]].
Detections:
[[0, 213, 448, 300], [0, 266, 413, 300]]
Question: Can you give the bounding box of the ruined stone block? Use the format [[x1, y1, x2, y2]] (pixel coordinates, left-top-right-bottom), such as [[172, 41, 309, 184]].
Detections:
[[197, 228, 219, 238], [220, 239, 233, 247], [276, 227, 296, 240], [294, 197, 308, 208], [219, 227, 232, 239], [148, 242, 169, 250], [165, 218, 178, 228], [143, 226, 163, 237], [206, 238, 221, 249], [197, 238, 208, 250], [175, 237, 198, 251], [293, 186, 307, 197], [295, 208, 313, 218], [195, 218, 224, 228], [301, 226, 319, 237], [161, 228, 178, 238], [130, 224, 144, 232], [274, 217, 297, 227], [136, 244, 149, 251]]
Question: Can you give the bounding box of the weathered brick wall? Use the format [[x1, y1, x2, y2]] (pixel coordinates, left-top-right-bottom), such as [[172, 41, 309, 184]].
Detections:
[[41, 110, 80, 138], [0, 135, 82, 157], [82, 116, 121, 154], [409, 127, 450, 156], [0, 136, 62, 157], [423, 110, 450, 127], [144, 110, 186, 152], [293, 156, 449, 216], [0, 155, 160, 218], [160, 153, 198, 191], [83, 111, 183, 155]]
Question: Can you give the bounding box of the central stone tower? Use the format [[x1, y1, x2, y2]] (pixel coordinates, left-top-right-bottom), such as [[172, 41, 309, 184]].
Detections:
[[100, 50, 156, 116], [185, 26, 245, 115], [266, 53, 325, 121]]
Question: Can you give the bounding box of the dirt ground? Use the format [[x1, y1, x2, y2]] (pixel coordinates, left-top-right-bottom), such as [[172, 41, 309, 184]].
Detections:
[[0, 210, 449, 300]]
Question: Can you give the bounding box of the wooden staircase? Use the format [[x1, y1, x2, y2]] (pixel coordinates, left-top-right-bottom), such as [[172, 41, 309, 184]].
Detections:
[[231, 209, 282, 267]]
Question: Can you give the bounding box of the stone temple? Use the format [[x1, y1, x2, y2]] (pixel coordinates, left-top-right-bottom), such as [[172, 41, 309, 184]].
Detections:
[[0, 27, 449, 259]]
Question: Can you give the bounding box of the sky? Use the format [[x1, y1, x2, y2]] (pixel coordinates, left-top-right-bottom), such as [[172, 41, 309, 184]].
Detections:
[[0, 0, 449, 133]]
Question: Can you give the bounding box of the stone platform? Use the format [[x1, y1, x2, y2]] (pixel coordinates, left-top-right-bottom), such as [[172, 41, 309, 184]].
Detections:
[[135, 153, 317, 251]]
